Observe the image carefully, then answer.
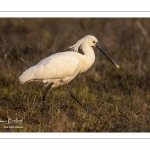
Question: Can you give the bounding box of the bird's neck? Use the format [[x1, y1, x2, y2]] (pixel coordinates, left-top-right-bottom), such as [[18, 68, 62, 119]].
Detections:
[[81, 44, 95, 62], [80, 44, 95, 72]]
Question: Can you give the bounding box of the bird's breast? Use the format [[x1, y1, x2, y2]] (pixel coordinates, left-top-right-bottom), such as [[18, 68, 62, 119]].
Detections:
[[79, 55, 95, 73]]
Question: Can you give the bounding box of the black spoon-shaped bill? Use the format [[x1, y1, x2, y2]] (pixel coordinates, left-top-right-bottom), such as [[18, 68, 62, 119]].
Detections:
[[96, 43, 120, 69]]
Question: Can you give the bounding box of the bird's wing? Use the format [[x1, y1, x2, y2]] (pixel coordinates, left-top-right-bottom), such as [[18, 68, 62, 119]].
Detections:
[[31, 52, 81, 80]]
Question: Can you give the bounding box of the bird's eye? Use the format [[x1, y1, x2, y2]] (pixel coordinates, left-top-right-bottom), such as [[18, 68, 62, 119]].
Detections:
[[93, 41, 96, 43]]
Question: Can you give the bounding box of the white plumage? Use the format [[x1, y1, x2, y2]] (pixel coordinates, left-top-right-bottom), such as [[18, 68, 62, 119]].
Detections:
[[19, 35, 119, 88]]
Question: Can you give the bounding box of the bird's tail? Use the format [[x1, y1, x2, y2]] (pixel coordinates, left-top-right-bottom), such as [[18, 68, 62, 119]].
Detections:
[[19, 66, 36, 84]]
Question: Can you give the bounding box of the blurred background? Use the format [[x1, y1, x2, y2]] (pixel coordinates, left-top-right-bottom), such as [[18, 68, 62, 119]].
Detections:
[[0, 18, 150, 132]]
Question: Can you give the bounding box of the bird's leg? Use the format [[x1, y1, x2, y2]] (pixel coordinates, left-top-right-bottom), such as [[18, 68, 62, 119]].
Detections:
[[41, 82, 54, 115], [66, 84, 88, 112], [66, 84, 101, 117], [42, 82, 54, 101]]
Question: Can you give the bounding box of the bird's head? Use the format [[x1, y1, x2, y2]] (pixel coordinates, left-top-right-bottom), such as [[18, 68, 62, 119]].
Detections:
[[82, 35, 98, 47], [69, 35, 120, 69]]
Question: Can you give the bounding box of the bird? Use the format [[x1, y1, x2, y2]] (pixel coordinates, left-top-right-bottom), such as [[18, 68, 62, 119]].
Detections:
[[19, 35, 119, 113]]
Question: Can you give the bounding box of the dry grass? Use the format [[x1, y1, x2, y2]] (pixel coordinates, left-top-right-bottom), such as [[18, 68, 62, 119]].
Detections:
[[0, 18, 150, 132]]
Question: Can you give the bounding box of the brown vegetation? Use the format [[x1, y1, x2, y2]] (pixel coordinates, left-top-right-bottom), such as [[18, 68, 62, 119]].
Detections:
[[0, 18, 150, 132]]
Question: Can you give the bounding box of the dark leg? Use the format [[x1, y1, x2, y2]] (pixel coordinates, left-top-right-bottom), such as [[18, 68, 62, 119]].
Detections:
[[66, 84, 88, 112], [42, 82, 54, 101], [66, 84, 101, 117], [40, 82, 54, 115]]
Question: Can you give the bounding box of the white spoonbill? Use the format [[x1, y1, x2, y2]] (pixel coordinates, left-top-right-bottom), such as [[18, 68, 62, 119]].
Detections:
[[19, 35, 119, 113]]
